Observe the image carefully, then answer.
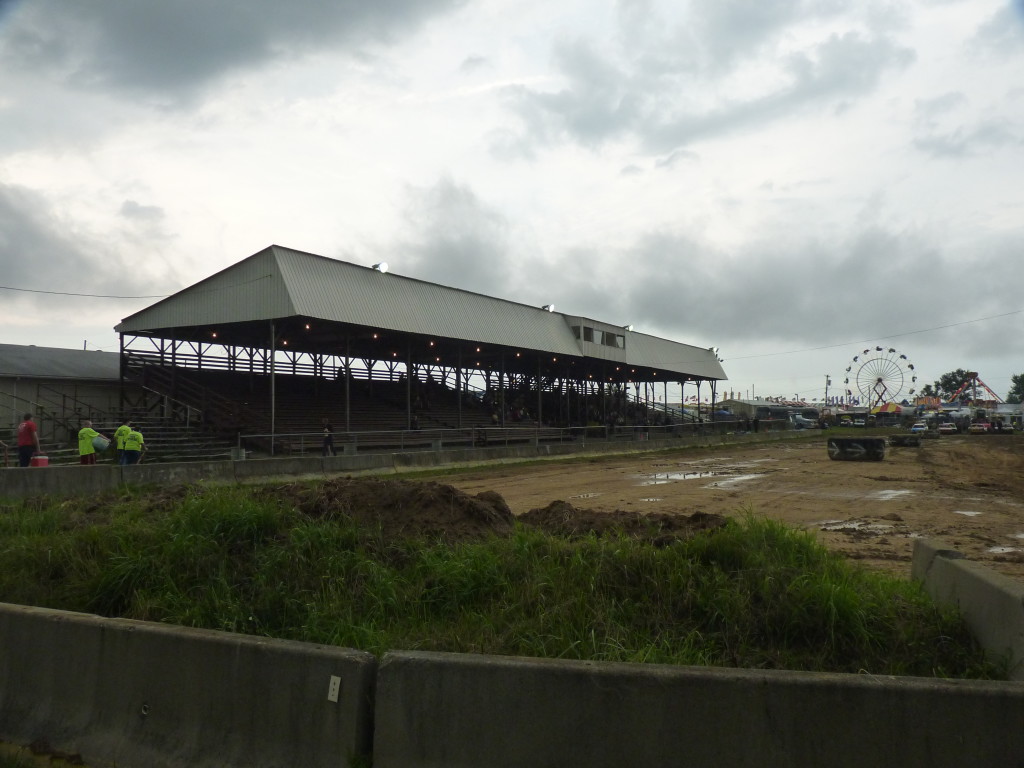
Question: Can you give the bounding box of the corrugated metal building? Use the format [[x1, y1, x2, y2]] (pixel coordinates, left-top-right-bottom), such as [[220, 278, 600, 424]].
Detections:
[[0, 344, 125, 441]]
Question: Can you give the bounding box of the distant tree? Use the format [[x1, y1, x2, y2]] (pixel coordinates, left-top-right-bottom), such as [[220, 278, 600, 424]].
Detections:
[[919, 383, 937, 398], [1007, 374, 1024, 404]]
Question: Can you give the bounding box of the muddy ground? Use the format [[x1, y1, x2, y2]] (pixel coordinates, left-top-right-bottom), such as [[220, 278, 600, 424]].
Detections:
[[432, 434, 1024, 580]]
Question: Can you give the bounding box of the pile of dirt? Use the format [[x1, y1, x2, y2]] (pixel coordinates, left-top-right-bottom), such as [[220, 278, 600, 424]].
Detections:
[[520, 501, 728, 544], [268, 477, 725, 545], [270, 477, 516, 543]]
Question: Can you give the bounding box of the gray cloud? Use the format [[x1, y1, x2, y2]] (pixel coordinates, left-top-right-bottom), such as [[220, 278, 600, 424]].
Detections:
[[0, 184, 97, 289], [0, 0, 464, 100], [120, 200, 165, 222], [611, 225, 1020, 363], [972, 3, 1024, 55], [914, 91, 968, 120], [505, 18, 914, 156], [398, 177, 516, 295], [914, 119, 1024, 158], [646, 32, 915, 152], [386, 169, 1021, 362], [0, 184, 175, 310], [459, 55, 490, 74]]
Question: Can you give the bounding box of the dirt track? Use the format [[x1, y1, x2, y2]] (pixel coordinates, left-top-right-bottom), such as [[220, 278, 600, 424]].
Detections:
[[440, 434, 1024, 580]]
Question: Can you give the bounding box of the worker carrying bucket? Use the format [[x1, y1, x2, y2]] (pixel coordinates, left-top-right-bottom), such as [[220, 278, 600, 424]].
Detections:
[[78, 420, 112, 466]]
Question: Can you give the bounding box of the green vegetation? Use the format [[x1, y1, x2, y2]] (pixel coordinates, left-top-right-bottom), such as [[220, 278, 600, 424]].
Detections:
[[0, 483, 1003, 679], [0, 752, 38, 768]]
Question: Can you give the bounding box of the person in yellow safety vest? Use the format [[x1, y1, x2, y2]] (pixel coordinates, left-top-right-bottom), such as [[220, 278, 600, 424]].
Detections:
[[123, 426, 147, 465], [113, 418, 131, 465], [77, 420, 110, 466]]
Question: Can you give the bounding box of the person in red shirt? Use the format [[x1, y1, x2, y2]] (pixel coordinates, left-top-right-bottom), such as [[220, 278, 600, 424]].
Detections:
[[16, 413, 42, 467]]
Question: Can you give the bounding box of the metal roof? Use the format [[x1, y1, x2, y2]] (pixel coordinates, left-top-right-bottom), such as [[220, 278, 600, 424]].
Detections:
[[0, 343, 120, 380], [116, 245, 727, 383]]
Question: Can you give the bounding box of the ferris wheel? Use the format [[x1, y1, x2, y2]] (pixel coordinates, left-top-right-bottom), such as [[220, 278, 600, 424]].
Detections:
[[843, 347, 917, 408]]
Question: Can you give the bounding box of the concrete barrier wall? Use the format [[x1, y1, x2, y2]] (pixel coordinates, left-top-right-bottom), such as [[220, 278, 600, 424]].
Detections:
[[912, 538, 1024, 680], [2, 530, 1023, 767], [0, 603, 376, 768], [0, 431, 805, 500], [122, 461, 236, 486], [374, 650, 1024, 768]]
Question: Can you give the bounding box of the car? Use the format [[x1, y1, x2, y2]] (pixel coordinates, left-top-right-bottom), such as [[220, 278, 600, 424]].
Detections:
[[938, 422, 958, 434], [968, 422, 991, 434], [909, 422, 928, 434], [791, 414, 818, 429], [852, 419, 865, 427]]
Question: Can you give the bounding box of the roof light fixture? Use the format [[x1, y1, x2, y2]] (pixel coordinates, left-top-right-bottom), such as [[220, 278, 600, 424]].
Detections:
[[373, 262, 389, 273]]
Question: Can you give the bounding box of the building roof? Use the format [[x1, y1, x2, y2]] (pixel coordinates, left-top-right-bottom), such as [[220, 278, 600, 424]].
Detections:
[[0, 343, 120, 381], [116, 245, 727, 383]]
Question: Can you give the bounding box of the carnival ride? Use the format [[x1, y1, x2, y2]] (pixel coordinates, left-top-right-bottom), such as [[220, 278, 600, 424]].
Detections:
[[843, 347, 917, 409], [948, 372, 1003, 404]]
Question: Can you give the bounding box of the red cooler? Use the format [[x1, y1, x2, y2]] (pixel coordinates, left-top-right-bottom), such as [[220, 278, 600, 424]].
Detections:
[[30, 455, 49, 467]]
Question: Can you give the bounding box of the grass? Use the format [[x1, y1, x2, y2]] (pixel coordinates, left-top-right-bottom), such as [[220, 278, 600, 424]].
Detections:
[[0, 483, 1004, 679]]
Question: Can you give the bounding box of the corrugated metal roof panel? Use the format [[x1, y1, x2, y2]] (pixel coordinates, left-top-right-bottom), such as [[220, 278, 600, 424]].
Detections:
[[274, 246, 583, 355], [0, 344, 120, 380], [116, 247, 295, 332], [625, 332, 728, 381]]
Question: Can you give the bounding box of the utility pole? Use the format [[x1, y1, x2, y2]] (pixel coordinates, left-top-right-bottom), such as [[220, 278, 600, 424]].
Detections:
[[825, 375, 831, 405]]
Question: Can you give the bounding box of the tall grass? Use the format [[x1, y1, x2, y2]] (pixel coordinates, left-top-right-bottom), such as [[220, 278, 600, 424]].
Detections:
[[0, 484, 1003, 678]]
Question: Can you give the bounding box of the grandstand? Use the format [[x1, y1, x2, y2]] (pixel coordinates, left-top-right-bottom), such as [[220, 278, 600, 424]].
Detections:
[[5, 245, 729, 462]]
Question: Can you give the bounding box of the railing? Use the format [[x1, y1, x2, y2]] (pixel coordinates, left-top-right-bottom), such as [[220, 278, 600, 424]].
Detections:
[[239, 426, 572, 456], [123, 352, 266, 432], [2, 385, 120, 444], [236, 418, 779, 457]]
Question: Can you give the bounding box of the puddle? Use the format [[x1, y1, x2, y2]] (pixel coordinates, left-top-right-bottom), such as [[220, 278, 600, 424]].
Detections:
[[870, 490, 913, 501], [1012, 533, 1024, 540], [952, 510, 981, 517], [820, 520, 894, 535], [638, 497, 663, 502], [987, 547, 1021, 554], [706, 473, 766, 489], [569, 493, 600, 499], [638, 471, 723, 485]]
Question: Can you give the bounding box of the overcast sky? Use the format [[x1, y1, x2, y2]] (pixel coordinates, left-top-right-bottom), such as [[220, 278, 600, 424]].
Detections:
[[1, 0, 1022, 402]]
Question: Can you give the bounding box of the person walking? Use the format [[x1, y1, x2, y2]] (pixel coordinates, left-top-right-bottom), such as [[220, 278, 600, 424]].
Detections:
[[122, 424, 147, 465], [16, 413, 42, 467], [113, 418, 132, 465], [77, 420, 110, 465]]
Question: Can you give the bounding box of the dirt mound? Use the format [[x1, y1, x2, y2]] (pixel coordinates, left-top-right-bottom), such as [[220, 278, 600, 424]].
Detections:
[[264, 477, 723, 546], [272, 477, 516, 543], [520, 500, 728, 544]]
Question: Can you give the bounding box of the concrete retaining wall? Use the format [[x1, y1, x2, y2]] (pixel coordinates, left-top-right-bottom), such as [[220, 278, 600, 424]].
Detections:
[[4, 602, 1022, 768], [912, 538, 1024, 681], [0, 431, 801, 500], [374, 650, 1024, 768], [0, 603, 376, 768]]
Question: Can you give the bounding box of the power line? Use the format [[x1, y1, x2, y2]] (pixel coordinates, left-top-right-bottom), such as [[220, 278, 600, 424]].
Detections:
[[0, 273, 273, 300], [0, 285, 169, 299]]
